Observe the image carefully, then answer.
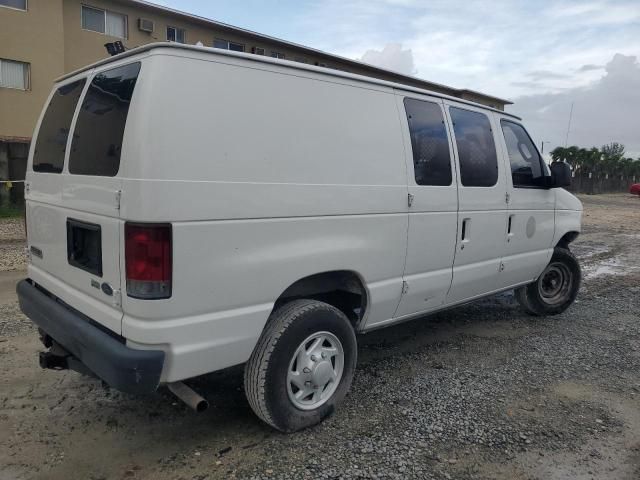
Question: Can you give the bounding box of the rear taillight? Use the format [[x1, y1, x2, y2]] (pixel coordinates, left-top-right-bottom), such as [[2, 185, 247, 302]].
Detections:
[[125, 223, 172, 299]]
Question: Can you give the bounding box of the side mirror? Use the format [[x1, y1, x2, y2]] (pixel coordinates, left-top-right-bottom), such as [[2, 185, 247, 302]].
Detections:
[[550, 161, 571, 188]]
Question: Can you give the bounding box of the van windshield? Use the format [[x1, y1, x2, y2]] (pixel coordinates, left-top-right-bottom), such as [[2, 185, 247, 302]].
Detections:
[[33, 79, 86, 173], [69, 62, 141, 177]]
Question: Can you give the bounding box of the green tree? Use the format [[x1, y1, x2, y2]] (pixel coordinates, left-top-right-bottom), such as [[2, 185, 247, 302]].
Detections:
[[601, 142, 625, 160]]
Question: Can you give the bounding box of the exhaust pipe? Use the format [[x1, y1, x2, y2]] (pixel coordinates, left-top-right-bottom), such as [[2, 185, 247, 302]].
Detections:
[[167, 382, 209, 412]]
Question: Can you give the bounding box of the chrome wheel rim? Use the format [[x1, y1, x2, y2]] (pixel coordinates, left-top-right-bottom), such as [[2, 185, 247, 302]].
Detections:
[[287, 331, 344, 411], [538, 262, 573, 305]]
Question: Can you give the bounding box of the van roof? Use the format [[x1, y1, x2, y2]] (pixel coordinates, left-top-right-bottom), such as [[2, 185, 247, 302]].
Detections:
[[58, 43, 521, 120]]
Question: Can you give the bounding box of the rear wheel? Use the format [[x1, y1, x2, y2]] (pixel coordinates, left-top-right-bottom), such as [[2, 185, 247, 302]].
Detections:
[[244, 299, 357, 432], [516, 247, 581, 316]]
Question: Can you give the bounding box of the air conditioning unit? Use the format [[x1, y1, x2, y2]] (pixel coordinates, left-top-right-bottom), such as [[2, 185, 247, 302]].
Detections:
[[138, 18, 155, 33]]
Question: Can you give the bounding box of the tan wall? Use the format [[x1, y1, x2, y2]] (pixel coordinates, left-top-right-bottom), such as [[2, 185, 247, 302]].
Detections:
[[63, 0, 230, 73], [2, 0, 368, 140], [459, 92, 504, 111], [0, 0, 65, 139], [1, 0, 505, 141], [60, 0, 358, 74]]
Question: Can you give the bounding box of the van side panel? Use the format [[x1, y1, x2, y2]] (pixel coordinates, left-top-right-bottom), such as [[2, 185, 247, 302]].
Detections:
[[124, 215, 407, 381], [553, 185, 583, 247], [120, 53, 409, 381]]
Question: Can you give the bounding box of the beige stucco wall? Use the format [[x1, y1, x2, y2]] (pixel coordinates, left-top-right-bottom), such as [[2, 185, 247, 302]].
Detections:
[[0, 0, 65, 140], [459, 92, 504, 110], [2, 0, 367, 140], [60, 0, 361, 75], [63, 0, 227, 73], [1, 0, 506, 142]]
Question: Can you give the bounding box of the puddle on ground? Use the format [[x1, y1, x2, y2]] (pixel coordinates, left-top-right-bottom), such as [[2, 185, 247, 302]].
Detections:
[[583, 255, 636, 279], [574, 243, 609, 260]]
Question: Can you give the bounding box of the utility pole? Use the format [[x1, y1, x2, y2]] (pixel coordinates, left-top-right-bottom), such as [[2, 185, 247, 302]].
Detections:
[[540, 141, 550, 154], [564, 102, 574, 147]]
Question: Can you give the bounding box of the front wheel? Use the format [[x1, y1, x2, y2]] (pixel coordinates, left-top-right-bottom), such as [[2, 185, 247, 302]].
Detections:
[[244, 299, 357, 432], [515, 247, 581, 316]]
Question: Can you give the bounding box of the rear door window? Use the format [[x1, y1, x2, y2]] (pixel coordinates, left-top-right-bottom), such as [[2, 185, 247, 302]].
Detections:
[[69, 62, 141, 176], [33, 79, 86, 173], [404, 98, 452, 186], [449, 107, 499, 187]]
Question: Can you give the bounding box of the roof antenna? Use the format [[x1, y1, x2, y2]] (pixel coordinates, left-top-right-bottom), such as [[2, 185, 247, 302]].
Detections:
[[104, 41, 126, 56]]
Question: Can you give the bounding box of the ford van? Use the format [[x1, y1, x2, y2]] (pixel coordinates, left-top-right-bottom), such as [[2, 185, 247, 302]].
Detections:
[[17, 43, 582, 432]]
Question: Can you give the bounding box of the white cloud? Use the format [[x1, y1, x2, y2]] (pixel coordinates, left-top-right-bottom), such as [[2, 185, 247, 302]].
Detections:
[[546, 1, 640, 26], [510, 54, 640, 158], [165, 0, 640, 156], [359, 43, 416, 75], [293, 0, 640, 99]]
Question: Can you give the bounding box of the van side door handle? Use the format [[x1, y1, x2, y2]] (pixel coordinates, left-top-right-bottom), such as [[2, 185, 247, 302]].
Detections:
[[507, 214, 515, 242], [460, 218, 470, 249]]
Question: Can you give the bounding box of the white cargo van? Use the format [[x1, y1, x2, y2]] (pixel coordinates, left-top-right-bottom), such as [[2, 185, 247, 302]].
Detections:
[[18, 43, 582, 432]]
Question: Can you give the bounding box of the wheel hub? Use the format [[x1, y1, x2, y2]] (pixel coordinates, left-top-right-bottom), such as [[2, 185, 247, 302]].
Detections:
[[287, 331, 345, 410], [312, 361, 334, 387], [538, 262, 573, 306]]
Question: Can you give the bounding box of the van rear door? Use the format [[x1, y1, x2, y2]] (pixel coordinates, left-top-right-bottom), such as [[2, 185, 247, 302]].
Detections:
[[26, 62, 141, 334]]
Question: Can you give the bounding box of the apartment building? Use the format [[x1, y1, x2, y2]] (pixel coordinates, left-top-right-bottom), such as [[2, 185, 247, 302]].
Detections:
[[0, 0, 511, 204]]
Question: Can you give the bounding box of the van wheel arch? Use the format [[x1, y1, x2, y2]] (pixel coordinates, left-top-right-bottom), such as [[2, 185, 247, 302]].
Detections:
[[271, 271, 369, 331], [556, 231, 579, 250]]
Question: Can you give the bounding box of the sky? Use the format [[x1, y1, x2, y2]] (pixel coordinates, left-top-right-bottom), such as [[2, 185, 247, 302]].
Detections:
[[150, 0, 640, 157]]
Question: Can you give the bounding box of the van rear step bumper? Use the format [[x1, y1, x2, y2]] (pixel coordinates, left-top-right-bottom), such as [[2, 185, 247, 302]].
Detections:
[[16, 279, 165, 394]]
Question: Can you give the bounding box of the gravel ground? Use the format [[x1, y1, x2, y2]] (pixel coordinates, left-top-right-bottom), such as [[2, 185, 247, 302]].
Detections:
[[0, 193, 638, 480], [0, 217, 26, 272]]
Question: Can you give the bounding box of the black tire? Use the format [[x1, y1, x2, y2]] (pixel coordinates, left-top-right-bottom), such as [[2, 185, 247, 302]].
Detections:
[[244, 299, 357, 432], [515, 247, 581, 316]]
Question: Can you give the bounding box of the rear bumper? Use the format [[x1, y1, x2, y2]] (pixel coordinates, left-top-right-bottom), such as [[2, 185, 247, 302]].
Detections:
[[17, 279, 164, 394]]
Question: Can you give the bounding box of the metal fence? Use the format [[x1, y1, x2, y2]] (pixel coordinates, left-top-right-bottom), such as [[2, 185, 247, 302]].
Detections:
[[567, 173, 638, 195], [0, 141, 637, 215]]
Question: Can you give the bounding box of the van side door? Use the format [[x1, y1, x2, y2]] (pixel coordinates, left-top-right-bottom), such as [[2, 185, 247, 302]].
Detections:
[[495, 118, 555, 288], [443, 101, 508, 304], [393, 94, 458, 318]]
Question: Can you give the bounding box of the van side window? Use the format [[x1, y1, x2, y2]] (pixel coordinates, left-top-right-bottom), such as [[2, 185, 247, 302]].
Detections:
[[404, 98, 452, 186], [69, 62, 141, 177], [33, 79, 86, 173], [449, 107, 498, 187], [500, 120, 545, 188]]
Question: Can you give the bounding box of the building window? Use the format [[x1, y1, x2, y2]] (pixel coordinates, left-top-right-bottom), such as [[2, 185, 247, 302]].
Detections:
[[0, 0, 27, 10], [167, 26, 185, 43], [253, 47, 265, 55], [449, 107, 499, 187], [213, 38, 227, 49], [0, 58, 30, 90], [228, 42, 244, 52], [271, 51, 285, 59], [213, 39, 244, 52], [81, 5, 127, 39]]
